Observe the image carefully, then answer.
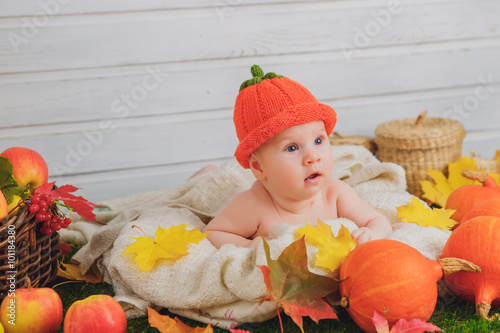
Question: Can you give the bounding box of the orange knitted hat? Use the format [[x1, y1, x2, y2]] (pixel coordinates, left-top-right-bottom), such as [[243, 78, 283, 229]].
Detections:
[[234, 65, 337, 168]]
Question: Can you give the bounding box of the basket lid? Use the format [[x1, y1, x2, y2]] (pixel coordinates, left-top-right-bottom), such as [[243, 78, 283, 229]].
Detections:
[[375, 111, 466, 149]]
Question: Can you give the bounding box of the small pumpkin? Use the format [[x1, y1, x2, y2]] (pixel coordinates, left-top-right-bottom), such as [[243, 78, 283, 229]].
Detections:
[[445, 169, 500, 222], [441, 216, 500, 321], [339, 239, 479, 332], [460, 198, 500, 223]]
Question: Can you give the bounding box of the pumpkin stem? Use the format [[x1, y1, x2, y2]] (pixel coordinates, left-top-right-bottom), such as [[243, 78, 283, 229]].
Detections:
[[476, 301, 500, 321], [461, 169, 493, 185], [340, 296, 349, 309], [437, 257, 481, 275]]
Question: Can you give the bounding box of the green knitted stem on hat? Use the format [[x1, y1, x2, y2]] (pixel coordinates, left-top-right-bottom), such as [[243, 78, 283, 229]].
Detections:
[[239, 65, 283, 92]]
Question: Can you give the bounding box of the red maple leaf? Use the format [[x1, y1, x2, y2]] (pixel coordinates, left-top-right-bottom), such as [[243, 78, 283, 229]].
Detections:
[[257, 236, 339, 333], [58, 242, 73, 259], [372, 311, 443, 333], [35, 182, 99, 222]]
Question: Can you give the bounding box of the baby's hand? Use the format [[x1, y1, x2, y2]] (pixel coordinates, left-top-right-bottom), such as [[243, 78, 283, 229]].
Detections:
[[351, 227, 375, 245], [249, 236, 264, 250]]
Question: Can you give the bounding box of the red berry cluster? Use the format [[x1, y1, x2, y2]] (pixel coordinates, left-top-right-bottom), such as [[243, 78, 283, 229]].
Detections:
[[28, 193, 72, 235]]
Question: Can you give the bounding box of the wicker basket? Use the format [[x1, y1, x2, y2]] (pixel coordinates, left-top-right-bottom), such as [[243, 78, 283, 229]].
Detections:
[[329, 132, 377, 154], [0, 206, 61, 300], [375, 111, 466, 195]]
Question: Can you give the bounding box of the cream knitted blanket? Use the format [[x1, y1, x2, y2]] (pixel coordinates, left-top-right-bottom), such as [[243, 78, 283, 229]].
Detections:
[[61, 145, 451, 329]]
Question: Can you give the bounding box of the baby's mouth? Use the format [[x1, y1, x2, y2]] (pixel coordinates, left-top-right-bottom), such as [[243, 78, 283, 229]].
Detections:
[[305, 172, 321, 181]]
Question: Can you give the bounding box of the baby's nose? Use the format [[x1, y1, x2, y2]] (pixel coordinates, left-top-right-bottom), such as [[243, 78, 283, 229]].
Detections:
[[304, 151, 321, 165]]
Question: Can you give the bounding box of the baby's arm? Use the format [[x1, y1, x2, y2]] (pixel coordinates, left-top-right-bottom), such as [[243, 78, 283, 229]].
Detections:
[[334, 179, 392, 244], [204, 190, 262, 249]]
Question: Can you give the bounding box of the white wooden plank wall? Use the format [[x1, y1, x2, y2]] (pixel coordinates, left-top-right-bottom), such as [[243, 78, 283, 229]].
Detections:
[[0, 0, 499, 202]]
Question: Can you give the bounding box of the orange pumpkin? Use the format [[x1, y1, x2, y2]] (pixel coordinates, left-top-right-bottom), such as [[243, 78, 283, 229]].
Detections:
[[460, 198, 500, 224], [445, 169, 500, 222], [339, 239, 479, 332], [442, 216, 500, 320]]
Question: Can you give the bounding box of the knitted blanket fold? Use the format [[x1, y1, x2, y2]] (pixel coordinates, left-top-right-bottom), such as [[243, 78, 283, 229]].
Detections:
[[61, 145, 451, 329]]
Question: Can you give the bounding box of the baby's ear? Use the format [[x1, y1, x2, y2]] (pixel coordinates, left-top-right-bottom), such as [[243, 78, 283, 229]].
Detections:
[[249, 153, 265, 180]]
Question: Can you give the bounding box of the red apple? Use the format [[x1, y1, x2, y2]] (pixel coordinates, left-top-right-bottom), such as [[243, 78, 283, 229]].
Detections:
[[0, 192, 8, 220], [63, 295, 127, 333], [0, 279, 63, 333], [0, 147, 48, 190]]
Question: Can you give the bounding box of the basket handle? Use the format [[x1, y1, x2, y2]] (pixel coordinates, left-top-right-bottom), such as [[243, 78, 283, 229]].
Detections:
[[470, 149, 478, 160], [415, 111, 427, 126]]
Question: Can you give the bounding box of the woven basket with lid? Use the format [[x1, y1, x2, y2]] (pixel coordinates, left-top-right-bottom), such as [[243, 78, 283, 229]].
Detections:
[[329, 132, 377, 154], [375, 112, 466, 194]]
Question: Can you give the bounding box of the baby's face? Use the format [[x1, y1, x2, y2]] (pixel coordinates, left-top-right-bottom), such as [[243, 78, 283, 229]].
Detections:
[[251, 120, 334, 200]]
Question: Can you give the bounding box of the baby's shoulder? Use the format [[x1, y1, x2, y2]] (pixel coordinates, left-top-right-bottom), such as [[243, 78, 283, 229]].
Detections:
[[325, 177, 356, 202], [328, 177, 355, 189], [241, 181, 272, 205], [226, 181, 270, 210]]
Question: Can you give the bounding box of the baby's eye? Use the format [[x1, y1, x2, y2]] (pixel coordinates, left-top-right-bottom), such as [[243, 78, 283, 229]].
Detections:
[[315, 137, 323, 145], [285, 145, 298, 152]]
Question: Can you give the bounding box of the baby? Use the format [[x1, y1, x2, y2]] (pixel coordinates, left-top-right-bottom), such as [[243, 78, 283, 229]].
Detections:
[[205, 65, 392, 249]]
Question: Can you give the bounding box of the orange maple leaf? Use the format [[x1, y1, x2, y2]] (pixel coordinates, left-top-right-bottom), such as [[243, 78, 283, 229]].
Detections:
[[147, 307, 213, 333], [257, 237, 338, 333]]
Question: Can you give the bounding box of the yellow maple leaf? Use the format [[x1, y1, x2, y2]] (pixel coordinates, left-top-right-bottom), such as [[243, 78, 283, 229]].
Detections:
[[295, 220, 356, 272], [57, 262, 103, 283], [495, 150, 500, 172], [421, 155, 500, 207], [396, 197, 457, 230], [122, 224, 208, 272], [420, 156, 480, 207]]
